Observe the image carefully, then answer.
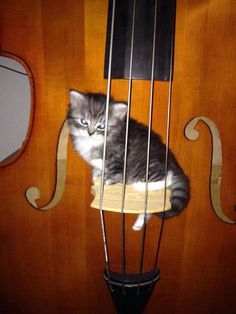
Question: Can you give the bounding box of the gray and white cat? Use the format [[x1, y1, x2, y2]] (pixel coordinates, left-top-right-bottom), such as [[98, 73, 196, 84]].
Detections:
[[67, 90, 189, 230]]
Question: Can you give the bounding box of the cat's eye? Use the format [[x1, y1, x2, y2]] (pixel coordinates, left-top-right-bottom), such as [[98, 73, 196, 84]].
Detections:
[[96, 122, 105, 130], [78, 118, 89, 127]]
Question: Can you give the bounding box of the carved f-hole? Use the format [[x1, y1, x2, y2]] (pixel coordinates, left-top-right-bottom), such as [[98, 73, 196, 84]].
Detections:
[[25, 120, 69, 210], [185, 116, 235, 224]]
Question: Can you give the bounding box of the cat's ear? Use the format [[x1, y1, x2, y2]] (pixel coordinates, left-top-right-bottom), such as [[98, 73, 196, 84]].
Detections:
[[69, 90, 85, 108], [112, 102, 127, 119]]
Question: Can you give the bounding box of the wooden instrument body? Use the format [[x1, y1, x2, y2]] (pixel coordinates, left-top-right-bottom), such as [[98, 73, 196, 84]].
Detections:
[[0, 1, 235, 313]]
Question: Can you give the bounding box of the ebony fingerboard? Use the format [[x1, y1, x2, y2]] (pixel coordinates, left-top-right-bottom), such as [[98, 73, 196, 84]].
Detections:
[[104, 0, 176, 81]]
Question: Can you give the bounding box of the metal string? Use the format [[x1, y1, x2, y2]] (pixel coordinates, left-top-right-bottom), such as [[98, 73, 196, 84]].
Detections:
[[152, 7, 175, 272], [149, 1, 176, 292], [120, 0, 137, 294], [99, 0, 116, 292], [137, 0, 159, 295]]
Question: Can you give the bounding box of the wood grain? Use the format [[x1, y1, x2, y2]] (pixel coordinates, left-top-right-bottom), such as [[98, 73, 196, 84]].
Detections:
[[0, 1, 235, 313]]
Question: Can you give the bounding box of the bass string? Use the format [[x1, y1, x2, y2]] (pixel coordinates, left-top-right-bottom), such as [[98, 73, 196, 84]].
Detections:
[[100, 0, 175, 293], [137, 0, 175, 294], [120, 0, 137, 294], [136, 0, 159, 295], [99, 0, 116, 292], [151, 0, 176, 289]]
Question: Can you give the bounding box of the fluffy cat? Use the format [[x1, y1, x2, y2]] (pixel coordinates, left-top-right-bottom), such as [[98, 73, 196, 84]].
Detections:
[[67, 90, 189, 230]]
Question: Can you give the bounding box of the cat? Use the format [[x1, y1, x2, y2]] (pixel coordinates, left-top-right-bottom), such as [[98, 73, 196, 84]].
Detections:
[[67, 90, 189, 230]]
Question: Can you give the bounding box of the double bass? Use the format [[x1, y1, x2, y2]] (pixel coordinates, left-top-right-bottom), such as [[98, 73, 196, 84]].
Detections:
[[0, 0, 235, 313]]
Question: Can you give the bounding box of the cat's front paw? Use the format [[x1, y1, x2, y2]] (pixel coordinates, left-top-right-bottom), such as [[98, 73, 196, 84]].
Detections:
[[92, 168, 101, 183], [104, 173, 123, 185], [104, 175, 123, 185], [105, 178, 116, 185]]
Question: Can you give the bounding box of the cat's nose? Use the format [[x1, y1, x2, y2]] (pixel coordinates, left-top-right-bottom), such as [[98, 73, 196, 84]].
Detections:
[[88, 128, 95, 136]]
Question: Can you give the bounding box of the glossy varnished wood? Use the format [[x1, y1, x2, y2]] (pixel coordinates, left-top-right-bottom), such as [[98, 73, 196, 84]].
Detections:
[[0, 1, 235, 313]]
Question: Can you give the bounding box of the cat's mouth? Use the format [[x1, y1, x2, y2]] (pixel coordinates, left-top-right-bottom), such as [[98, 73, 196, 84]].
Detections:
[[70, 128, 103, 142], [86, 132, 104, 142]]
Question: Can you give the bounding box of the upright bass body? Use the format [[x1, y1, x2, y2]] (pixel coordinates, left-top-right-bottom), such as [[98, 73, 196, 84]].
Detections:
[[0, 1, 235, 314]]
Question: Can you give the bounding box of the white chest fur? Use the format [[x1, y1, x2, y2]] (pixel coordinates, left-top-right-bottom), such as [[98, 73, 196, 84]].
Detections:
[[73, 131, 103, 166]]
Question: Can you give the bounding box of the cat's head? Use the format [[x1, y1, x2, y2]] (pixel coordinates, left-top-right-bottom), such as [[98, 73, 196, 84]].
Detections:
[[67, 90, 127, 142]]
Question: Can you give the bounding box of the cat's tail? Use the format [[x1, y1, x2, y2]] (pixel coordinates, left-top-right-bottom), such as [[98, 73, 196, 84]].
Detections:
[[156, 172, 189, 219]]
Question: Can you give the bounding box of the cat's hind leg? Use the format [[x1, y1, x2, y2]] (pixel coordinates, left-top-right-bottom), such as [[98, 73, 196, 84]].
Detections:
[[132, 171, 173, 191], [132, 213, 152, 231]]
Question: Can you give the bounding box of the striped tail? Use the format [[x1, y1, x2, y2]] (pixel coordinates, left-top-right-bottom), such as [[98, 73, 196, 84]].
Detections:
[[156, 174, 189, 219]]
